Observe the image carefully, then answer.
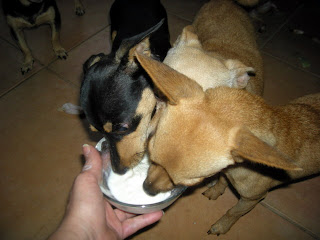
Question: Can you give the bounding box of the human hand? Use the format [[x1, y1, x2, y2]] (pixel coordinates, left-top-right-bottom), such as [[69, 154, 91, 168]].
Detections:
[[49, 144, 163, 240]]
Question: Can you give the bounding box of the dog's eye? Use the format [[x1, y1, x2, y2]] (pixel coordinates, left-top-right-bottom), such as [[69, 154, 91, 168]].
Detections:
[[113, 123, 129, 133]]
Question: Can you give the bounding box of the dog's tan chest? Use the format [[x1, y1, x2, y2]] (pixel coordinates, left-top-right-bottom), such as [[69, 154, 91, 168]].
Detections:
[[7, 6, 56, 30]]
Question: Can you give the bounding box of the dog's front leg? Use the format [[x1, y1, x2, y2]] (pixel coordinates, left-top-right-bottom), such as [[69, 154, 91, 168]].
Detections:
[[208, 194, 266, 235], [35, 7, 67, 60], [50, 24, 67, 59], [74, 0, 85, 16], [202, 174, 228, 200], [12, 28, 34, 74], [7, 17, 34, 74]]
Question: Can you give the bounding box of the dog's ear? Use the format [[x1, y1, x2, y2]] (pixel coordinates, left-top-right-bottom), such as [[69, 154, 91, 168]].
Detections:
[[115, 19, 165, 64], [224, 59, 256, 89], [83, 53, 105, 74], [136, 52, 204, 105], [231, 127, 302, 171], [175, 25, 200, 47]]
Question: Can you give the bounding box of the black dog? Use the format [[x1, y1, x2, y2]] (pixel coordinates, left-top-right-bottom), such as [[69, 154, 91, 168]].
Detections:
[[80, 0, 171, 174], [2, 0, 84, 74]]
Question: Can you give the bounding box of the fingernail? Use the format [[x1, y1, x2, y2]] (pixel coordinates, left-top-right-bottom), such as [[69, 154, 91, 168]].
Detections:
[[83, 144, 90, 157], [82, 144, 92, 172]]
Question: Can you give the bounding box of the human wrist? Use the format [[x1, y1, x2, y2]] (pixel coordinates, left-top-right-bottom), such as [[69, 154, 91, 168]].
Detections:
[[48, 217, 92, 240]]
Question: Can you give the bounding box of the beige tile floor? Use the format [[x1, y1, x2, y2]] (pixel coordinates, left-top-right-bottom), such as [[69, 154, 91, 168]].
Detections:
[[1, 0, 320, 239]]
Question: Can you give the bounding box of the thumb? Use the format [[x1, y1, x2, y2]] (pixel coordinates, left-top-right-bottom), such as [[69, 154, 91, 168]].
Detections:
[[82, 144, 103, 181]]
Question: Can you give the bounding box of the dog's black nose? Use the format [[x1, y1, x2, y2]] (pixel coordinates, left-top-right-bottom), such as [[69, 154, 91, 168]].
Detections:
[[101, 138, 129, 174], [143, 179, 159, 196], [112, 163, 129, 175]]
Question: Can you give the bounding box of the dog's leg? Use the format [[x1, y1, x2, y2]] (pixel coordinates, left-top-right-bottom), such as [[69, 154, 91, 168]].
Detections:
[[16, 29, 34, 74], [208, 194, 266, 235], [50, 23, 67, 59], [50, 7, 67, 59], [7, 16, 34, 74], [34, 6, 67, 59], [74, 0, 85, 16], [11, 27, 34, 74], [202, 174, 228, 200]]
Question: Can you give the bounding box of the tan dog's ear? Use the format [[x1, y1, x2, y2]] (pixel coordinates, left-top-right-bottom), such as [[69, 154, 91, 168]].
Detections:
[[83, 53, 105, 74], [115, 19, 164, 64], [224, 59, 256, 89], [177, 25, 200, 47], [116, 37, 151, 65], [231, 127, 302, 171], [111, 30, 117, 42], [128, 37, 152, 65], [135, 52, 204, 105]]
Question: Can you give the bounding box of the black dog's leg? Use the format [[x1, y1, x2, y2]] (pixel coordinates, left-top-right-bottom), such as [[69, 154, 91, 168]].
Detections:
[[49, 5, 67, 59], [74, 0, 85, 16], [8, 22, 34, 74]]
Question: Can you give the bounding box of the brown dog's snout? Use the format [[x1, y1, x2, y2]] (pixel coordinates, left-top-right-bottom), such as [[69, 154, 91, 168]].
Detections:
[[143, 163, 175, 195], [143, 179, 160, 196]]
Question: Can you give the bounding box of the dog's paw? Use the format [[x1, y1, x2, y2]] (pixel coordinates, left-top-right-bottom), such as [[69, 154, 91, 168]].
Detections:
[[202, 186, 223, 200], [54, 47, 68, 60], [207, 222, 229, 236], [75, 6, 85, 16], [21, 58, 34, 75], [207, 226, 221, 236]]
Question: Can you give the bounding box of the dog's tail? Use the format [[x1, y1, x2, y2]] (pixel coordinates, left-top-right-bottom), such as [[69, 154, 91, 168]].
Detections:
[[235, 0, 259, 7]]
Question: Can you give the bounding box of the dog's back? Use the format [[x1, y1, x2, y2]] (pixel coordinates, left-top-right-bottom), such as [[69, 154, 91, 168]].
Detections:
[[276, 93, 320, 177], [193, 0, 263, 95]]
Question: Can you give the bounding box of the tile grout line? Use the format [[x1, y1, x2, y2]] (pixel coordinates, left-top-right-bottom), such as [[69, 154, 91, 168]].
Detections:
[[0, 35, 45, 64], [66, 24, 111, 53], [45, 24, 111, 87], [46, 67, 79, 89], [261, 50, 320, 79], [44, 24, 110, 71], [260, 3, 305, 49], [0, 35, 19, 50], [0, 65, 46, 98], [167, 10, 193, 23], [260, 201, 320, 239], [0, 25, 110, 98]]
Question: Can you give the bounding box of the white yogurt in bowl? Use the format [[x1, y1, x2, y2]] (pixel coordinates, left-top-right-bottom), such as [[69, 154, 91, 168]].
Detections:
[[107, 155, 171, 204], [96, 138, 186, 214]]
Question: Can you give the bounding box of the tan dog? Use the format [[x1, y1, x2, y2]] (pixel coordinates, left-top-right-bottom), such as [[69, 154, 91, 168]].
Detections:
[[163, 0, 263, 94], [136, 52, 320, 235]]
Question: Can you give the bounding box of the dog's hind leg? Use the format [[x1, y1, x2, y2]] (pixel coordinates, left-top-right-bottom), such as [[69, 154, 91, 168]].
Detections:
[[208, 194, 266, 235], [202, 174, 228, 200]]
